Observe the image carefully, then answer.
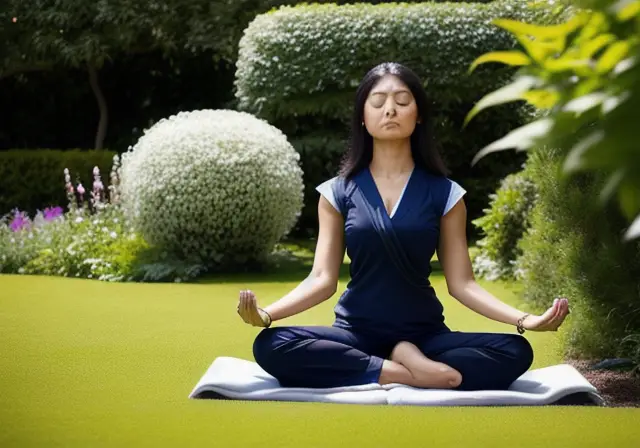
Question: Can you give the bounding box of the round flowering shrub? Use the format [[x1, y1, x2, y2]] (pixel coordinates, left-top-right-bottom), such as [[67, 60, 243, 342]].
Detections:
[[118, 109, 305, 267]]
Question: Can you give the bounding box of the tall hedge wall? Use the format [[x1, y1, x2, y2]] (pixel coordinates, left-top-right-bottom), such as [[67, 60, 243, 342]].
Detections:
[[235, 1, 559, 235]]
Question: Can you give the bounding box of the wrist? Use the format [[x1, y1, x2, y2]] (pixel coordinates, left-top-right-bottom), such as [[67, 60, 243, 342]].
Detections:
[[258, 308, 273, 328], [516, 313, 530, 334]]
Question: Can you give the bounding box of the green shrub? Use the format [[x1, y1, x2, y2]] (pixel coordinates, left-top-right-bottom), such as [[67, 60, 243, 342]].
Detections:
[[0, 160, 148, 282], [472, 167, 537, 280], [118, 109, 304, 268], [516, 146, 640, 360], [0, 158, 208, 283], [235, 1, 558, 121], [0, 149, 116, 218]]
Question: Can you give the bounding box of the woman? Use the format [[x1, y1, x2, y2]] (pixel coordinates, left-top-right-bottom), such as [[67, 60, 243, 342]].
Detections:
[[237, 62, 570, 391]]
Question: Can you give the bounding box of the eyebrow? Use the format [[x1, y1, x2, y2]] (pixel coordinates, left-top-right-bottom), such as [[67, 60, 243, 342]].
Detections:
[[370, 89, 411, 95]]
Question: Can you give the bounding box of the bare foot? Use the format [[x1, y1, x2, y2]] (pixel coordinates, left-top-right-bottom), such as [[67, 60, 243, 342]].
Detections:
[[389, 341, 462, 389]]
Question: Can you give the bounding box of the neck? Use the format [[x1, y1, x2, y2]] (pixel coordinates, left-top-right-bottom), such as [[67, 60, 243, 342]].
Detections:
[[369, 138, 414, 177]]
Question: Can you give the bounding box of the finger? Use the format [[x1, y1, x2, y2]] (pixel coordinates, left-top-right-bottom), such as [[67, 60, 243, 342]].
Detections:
[[241, 290, 250, 320], [537, 300, 562, 330], [540, 302, 558, 323], [237, 290, 244, 311], [557, 298, 569, 320], [549, 300, 569, 330], [247, 291, 259, 325], [557, 300, 570, 324], [238, 290, 247, 320], [551, 298, 564, 320]]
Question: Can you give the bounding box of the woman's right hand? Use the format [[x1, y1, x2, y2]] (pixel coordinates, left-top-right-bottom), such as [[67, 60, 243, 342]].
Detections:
[[237, 290, 271, 327]]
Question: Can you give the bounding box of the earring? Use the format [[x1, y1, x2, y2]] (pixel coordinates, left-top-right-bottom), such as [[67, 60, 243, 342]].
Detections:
[[361, 122, 364, 126]]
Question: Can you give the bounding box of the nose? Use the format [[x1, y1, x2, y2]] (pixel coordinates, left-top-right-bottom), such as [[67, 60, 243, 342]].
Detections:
[[382, 97, 397, 118]]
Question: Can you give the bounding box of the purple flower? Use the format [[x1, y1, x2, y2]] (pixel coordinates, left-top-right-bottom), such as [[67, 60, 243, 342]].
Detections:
[[93, 180, 104, 193], [43, 206, 63, 221], [77, 183, 85, 196], [9, 209, 31, 232]]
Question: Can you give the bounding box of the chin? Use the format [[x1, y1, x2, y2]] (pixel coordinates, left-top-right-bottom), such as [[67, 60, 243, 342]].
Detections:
[[372, 129, 413, 140]]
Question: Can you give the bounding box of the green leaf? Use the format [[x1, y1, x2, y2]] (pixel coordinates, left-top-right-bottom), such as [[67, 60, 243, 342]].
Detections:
[[599, 168, 626, 204], [471, 118, 554, 166], [617, 177, 640, 217], [573, 77, 604, 97], [624, 213, 640, 240], [468, 51, 531, 74], [492, 13, 587, 40], [580, 33, 616, 59], [544, 56, 591, 72], [613, 0, 640, 21], [575, 12, 607, 42], [464, 76, 538, 127], [514, 34, 565, 63], [521, 89, 560, 108], [596, 40, 631, 73], [562, 92, 607, 114]]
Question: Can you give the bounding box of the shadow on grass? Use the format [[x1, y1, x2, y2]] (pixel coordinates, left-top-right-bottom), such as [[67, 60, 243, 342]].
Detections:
[[196, 238, 444, 285]]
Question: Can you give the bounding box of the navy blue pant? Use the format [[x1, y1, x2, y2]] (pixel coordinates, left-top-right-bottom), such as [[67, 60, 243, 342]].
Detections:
[[253, 325, 534, 390]]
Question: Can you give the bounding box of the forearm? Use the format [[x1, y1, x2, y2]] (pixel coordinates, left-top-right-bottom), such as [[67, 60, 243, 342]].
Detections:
[[263, 273, 336, 321], [450, 280, 527, 326]]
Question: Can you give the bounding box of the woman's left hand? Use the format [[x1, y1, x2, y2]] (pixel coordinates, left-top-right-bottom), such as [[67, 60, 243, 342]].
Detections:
[[523, 297, 570, 332]]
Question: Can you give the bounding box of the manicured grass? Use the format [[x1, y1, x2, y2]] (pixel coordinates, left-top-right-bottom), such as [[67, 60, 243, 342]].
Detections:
[[1, 248, 639, 447]]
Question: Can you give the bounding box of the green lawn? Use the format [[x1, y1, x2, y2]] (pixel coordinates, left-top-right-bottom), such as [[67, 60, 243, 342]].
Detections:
[[1, 247, 639, 447]]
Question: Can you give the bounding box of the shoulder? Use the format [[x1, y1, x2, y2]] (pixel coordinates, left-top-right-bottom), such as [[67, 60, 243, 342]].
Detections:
[[316, 176, 340, 212], [443, 178, 466, 216], [316, 175, 355, 213], [416, 169, 466, 216]]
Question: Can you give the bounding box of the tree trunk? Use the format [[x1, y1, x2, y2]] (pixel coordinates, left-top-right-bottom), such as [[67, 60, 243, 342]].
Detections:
[[88, 64, 108, 150]]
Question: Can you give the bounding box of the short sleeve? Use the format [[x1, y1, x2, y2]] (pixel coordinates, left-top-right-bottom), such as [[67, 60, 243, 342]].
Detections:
[[316, 177, 340, 212], [443, 180, 466, 216]]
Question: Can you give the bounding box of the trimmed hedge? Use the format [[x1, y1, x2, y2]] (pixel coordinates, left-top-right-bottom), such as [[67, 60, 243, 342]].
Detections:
[[0, 149, 117, 217], [235, 1, 558, 120]]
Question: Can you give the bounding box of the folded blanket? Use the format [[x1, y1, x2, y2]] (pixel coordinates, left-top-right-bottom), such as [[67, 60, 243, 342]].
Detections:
[[189, 357, 605, 406]]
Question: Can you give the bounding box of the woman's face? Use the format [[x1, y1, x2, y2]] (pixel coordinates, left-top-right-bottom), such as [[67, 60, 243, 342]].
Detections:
[[363, 74, 419, 141]]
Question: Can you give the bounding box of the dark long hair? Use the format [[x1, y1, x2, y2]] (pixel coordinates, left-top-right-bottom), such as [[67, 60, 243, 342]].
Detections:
[[338, 62, 449, 179]]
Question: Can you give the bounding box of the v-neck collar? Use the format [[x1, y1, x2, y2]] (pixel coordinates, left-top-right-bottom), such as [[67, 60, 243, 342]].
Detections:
[[361, 166, 416, 221]]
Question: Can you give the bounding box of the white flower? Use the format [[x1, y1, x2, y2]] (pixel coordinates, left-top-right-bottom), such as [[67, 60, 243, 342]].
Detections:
[[118, 109, 304, 264]]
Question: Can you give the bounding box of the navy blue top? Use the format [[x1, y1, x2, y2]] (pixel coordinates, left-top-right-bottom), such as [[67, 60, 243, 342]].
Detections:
[[329, 166, 456, 339]]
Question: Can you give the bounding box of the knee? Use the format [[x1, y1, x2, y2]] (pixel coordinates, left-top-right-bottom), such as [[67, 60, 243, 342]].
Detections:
[[252, 327, 299, 373], [252, 327, 280, 367], [508, 334, 534, 373]]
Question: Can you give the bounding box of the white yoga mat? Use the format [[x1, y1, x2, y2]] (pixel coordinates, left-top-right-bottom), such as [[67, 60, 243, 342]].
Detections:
[[189, 356, 605, 406]]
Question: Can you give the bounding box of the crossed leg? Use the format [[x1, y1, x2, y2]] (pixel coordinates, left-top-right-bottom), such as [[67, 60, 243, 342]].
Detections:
[[401, 331, 535, 391], [253, 325, 464, 389]]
